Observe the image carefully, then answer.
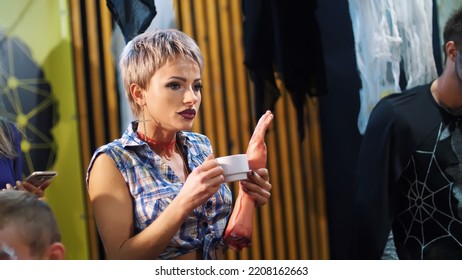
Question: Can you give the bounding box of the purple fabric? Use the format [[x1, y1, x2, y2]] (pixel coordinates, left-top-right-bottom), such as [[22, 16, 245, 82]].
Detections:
[[0, 122, 22, 189]]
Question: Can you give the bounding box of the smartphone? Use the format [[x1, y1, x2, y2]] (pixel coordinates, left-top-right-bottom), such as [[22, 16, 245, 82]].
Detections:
[[24, 171, 58, 189]]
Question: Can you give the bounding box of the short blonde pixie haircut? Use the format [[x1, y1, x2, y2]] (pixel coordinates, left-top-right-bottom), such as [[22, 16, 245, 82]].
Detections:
[[119, 29, 204, 117]]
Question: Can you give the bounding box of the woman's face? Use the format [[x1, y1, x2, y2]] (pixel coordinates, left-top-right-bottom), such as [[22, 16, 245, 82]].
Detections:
[[143, 58, 202, 134]]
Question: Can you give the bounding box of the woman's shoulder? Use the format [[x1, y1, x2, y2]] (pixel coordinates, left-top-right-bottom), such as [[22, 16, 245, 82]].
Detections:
[[86, 138, 134, 184], [91, 136, 139, 165]]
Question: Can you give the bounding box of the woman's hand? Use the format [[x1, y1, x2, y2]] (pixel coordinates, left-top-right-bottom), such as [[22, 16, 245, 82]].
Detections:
[[5, 180, 47, 198], [241, 168, 272, 207], [178, 154, 225, 212]]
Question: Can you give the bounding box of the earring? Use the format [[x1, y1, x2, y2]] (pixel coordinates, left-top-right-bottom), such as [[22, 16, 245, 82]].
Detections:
[[141, 105, 147, 136], [139, 105, 146, 122]]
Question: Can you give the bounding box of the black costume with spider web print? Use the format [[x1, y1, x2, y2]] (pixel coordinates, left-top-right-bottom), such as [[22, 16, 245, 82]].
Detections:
[[396, 121, 462, 259], [353, 83, 462, 259]]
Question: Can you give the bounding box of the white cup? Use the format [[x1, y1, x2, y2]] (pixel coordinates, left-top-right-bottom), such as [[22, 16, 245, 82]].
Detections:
[[216, 154, 250, 182]]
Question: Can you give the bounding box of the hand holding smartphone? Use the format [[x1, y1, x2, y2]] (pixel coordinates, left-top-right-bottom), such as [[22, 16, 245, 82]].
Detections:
[[24, 171, 58, 189]]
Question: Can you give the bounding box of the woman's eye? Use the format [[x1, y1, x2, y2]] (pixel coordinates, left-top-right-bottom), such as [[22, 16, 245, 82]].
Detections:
[[193, 84, 203, 91], [168, 83, 181, 90]]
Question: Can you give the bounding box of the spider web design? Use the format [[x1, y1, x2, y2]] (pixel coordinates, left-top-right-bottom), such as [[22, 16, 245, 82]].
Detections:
[[397, 123, 462, 259], [0, 31, 58, 175]]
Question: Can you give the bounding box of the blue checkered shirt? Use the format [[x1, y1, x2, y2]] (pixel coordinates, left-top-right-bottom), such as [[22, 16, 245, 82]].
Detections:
[[87, 123, 232, 259]]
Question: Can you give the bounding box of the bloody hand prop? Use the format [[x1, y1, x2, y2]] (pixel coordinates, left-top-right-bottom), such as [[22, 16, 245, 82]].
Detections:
[[223, 110, 274, 250]]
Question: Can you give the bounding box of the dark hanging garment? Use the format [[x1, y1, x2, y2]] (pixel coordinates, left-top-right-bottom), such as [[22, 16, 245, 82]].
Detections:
[[106, 0, 157, 43], [242, 0, 327, 139]]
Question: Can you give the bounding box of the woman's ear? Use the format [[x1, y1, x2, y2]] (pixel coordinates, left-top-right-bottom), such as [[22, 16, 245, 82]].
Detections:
[[130, 83, 145, 106], [43, 242, 65, 260]]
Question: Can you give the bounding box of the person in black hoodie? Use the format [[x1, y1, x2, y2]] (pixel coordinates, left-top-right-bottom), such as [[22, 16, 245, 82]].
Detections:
[[353, 6, 462, 259]]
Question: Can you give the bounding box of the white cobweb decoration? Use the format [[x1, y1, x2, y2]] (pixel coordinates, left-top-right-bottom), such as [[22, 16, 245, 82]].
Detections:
[[348, 0, 437, 134]]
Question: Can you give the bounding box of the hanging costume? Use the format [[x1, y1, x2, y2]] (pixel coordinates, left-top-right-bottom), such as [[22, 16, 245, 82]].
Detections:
[[106, 0, 157, 43], [353, 83, 462, 259], [242, 0, 326, 139]]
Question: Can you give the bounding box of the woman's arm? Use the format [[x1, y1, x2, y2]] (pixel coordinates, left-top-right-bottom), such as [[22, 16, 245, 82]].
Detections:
[[88, 154, 224, 259]]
